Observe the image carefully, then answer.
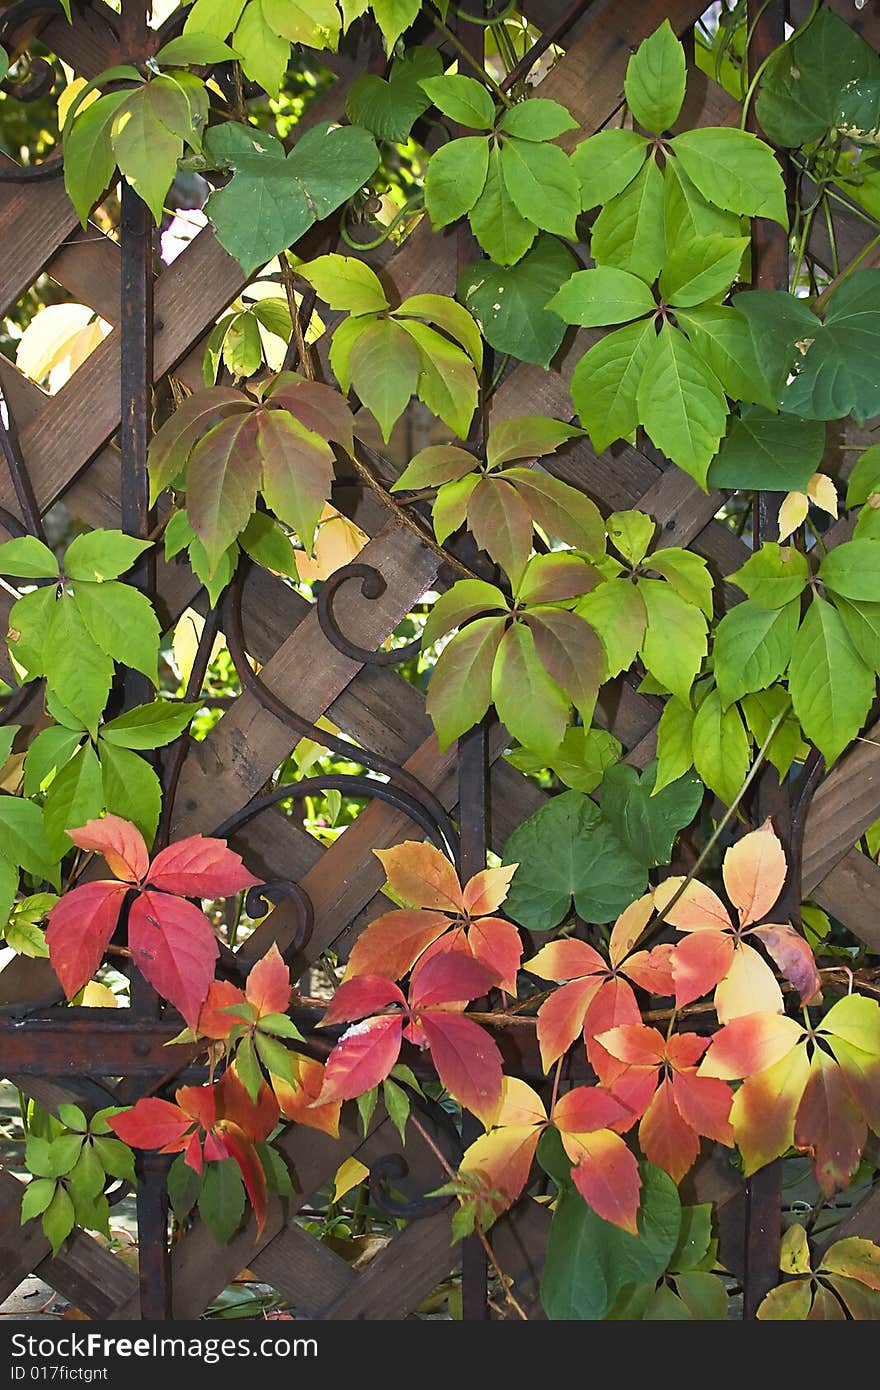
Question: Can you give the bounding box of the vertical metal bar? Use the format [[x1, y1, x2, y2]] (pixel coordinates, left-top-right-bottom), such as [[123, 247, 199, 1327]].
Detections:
[[119, 0, 168, 1320], [742, 0, 787, 1320]]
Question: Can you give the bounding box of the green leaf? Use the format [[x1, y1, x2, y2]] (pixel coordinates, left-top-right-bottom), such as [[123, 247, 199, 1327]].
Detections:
[[21, 1178, 57, 1225], [238, 512, 299, 578], [204, 120, 378, 276], [540, 1163, 681, 1320], [257, 1141, 294, 1196], [500, 137, 580, 240], [395, 292, 483, 371], [789, 596, 875, 765], [422, 578, 507, 644], [199, 1159, 246, 1246], [639, 578, 707, 704], [91, 1136, 136, 1184], [4, 906, 49, 959], [419, 74, 496, 130], [100, 700, 200, 750], [357, 1087, 378, 1137], [299, 253, 388, 314], [575, 578, 646, 679], [185, 413, 260, 570], [670, 127, 787, 227], [155, 32, 239, 65], [491, 623, 571, 759], [99, 743, 162, 845], [646, 547, 713, 617], [23, 726, 83, 796], [7, 586, 56, 679], [499, 98, 578, 142], [728, 543, 809, 607], [606, 510, 655, 566], [167, 1153, 200, 1222], [424, 135, 490, 231], [536, 1126, 572, 1187], [819, 538, 880, 602], [345, 46, 441, 143], [255, 1030, 295, 1083], [222, 312, 262, 380], [0, 46, 8, 83], [624, 19, 687, 135], [457, 234, 576, 369], [42, 1184, 76, 1256], [636, 324, 728, 488], [741, 686, 808, 780], [64, 90, 132, 226], [230, 0, 289, 95], [0, 536, 58, 579], [235, 1032, 264, 1103], [834, 597, 880, 674], [670, 1204, 713, 1273], [72, 580, 159, 685], [349, 318, 421, 443], [383, 1077, 410, 1146], [68, 1143, 106, 1204], [733, 289, 817, 402], [400, 320, 478, 438], [426, 616, 505, 750], [506, 726, 621, 795], [111, 86, 183, 224], [713, 599, 799, 708], [261, 0, 341, 48], [692, 688, 751, 806], [43, 743, 104, 861], [664, 159, 743, 242], [569, 319, 655, 453], [847, 444, 880, 507], [780, 270, 880, 423], [659, 234, 748, 308], [549, 266, 655, 328], [755, 7, 880, 148], [674, 309, 774, 413], [0, 799, 54, 881], [43, 598, 113, 737], [571, 128, 649, 208], [502, 789, 647, 929], [674, 1271, 729, 1319], [591, 156, 666, 285], [64, 530, 151, 583], [601, 761, 702, 866], [655, 697, 695, 794], [469, 145, 537, 265], [47, 1133, 84, 1176]]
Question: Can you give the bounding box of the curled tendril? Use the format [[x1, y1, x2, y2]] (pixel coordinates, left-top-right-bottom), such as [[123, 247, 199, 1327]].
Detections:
[[0, 0, 63, 109], [368, 1093, 463, 1222], [244, 879, 314, 960], [316, 562, 422, 667]]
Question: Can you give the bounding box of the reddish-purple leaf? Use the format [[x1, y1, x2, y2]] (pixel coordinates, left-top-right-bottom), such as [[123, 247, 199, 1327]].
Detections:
[[753, 923, 822, 1005], [418, 1010, 502, 1124], [467, 476, 534, 588], [255, 406, 334, 554], [46, 880, 129, 999], [320, 975, 406, 1027], [409, 948, 495, 1008], [66, 814, 149, 883], [186, 412, 261, 571], [316, 1014, 404, 1104], [146, 834, 259, 897], [265, 373, 355, 453], [147, 387, 252, 505], [128, 889, 219, 1028]]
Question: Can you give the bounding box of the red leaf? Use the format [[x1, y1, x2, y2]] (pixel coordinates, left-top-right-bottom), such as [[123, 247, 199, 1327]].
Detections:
[[219, 1123, 269, 1236], [345, 909, 451, 980], [597, 1024, 665, 1068], [638, 1077, 701, 1183], [665, 1032, 711, 1070], [698, 1012, 804, 1080], [46, 880, 129, 1000], [795, 1052, 867, 1196], [146, 834, 259, 897], [418, 1011, 503, 1124], [245, 942, 291, 1017], [128, 889, 219, 1029], [670, 1072, 733, 1145], [624, 942, 675, 995], [66, 815, 149, 883], [467, 916, 523, 994], [670, 928, 735, 1008], [374, 841, 464, 912], [176, 1083, 218, 1131], [198, 979, 247, 1040], [265, 374, 355, 453], [607, 1066, 658, 1125], [108, 1097, 191, 1151], [535, 976, 604, 1072], [320, 975, 405, 1027], [462, 864, 517, 917], [582, 977, 641, 1084], [185, 1130, 204, 1172], [552, 1085, 636, 1136], [316, 1014, 403, 1105], [410, 947, 494, 1008], [753, 923, 821, 1005], [564, 1128, 641, 1234], [215, 1067, 279, 1143]]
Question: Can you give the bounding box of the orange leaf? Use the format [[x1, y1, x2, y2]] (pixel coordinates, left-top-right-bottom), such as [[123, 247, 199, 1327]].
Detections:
[[316, 1014, 404, 1105], [524, 938, 605, 981], [67, 814, 148, 883], [466, 916, 523, 993], [535, 975, 604, 1072], [460, 1123, 542, 1210], [608, 893, 654, 967], [638, 1078, 700, 1183], [670, 1072, 733, 1146], [345, 909, 451, 980], [245, 942, 291, 1017], [730, 1044, 811, 1175], [563, 1128, 641, 1234], [198, 979, 247, 1039], [670, 929, 735, 1008], [108, 1097, 192, 1152], [273, 1055, 341, 1138], [624, 942, 675, 995], [714, 940, 783, 1024], [596, 1023, 665, 1068], [219, 1124, 269, 1237], [418, 1010, 503, 1125], [374, 841, 464, 912], [722, 819, 786, 926], [462, 863, 518, 917], [552, 1084, 636, 1136], [583, 977, 642, 1084], [699, 1011, 804, 1079], [216, 1067, 279, 1143], [653, 876, 732, 932]]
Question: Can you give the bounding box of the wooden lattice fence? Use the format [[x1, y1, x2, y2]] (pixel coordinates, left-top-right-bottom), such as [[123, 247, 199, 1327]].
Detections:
[[0, 0, 879, 1321]]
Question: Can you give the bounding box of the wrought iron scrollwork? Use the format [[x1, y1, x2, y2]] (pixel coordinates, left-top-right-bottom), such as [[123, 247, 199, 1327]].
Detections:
[[0, 0, 69, 180], [316, 562, 422, 667], [368, 1091, 463, 1222]]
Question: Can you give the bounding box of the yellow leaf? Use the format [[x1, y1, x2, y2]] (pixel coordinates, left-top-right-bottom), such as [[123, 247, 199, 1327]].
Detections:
[[57, 77, 98, 131], [332, 1155, 370, 1202], [16, 304, 110, 392], [780, 1223, 812, 1275], [0, 752, 24, 792], [807, 472, 838, 518], [171, 608, 225, 685], [777, 491, 809, 542], [81, 981, 118, 1008], [295, 505, 368, 581]]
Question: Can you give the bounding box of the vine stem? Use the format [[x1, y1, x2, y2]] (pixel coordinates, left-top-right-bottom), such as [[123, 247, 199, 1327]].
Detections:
[[407, 1111, 528, 1320], [431, 11, 514, 108], [279, 256, 313, 380], [348, 449, 481, 579]]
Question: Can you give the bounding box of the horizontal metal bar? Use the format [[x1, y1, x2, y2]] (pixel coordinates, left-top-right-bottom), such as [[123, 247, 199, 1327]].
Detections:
[[0, 1015, 193, 1075]]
